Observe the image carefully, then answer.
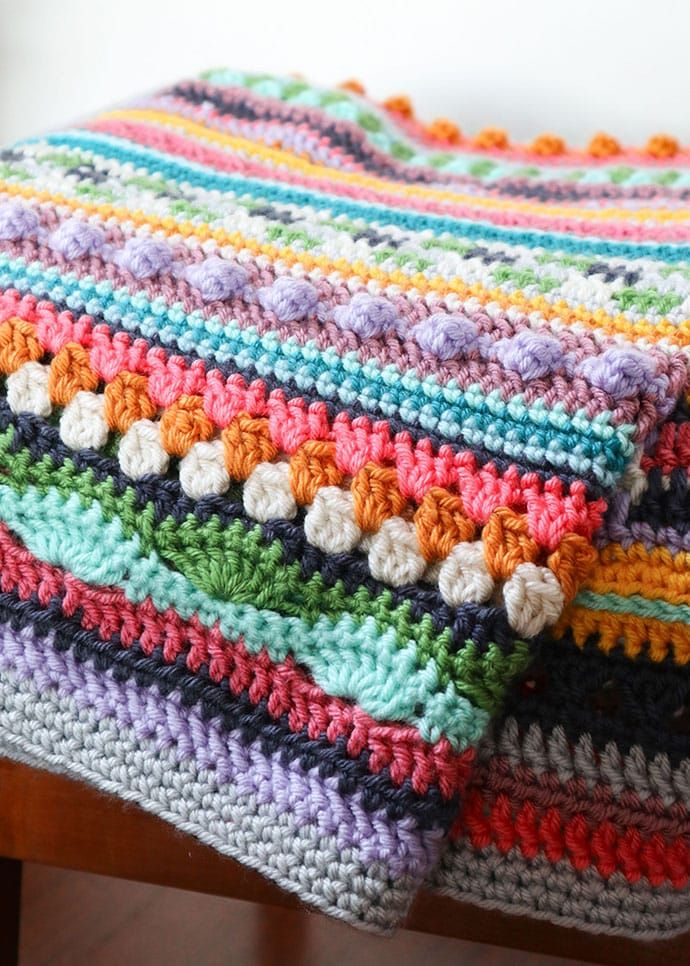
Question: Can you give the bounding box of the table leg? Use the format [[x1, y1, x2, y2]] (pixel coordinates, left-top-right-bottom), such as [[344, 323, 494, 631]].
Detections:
[[0, 856, 22, 965]]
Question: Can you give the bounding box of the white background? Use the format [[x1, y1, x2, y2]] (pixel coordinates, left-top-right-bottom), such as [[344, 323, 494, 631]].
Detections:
[[1, 0, 689, 146]]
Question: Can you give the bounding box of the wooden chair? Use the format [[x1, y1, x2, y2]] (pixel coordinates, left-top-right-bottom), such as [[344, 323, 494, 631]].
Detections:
[[1, 757, 688, 966]]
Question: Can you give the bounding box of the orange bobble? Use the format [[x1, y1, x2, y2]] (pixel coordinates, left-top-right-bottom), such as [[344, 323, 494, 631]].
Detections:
[[530, 133, 566, 156], [103, 371, 156, 434], [221, 412, 277, 481], [383, 95, 414, 119], [473, 127, 509, 150], [482, 507, 540, 581], [547, 532, 597, 603], [339, 79, 366, 96], [289, 440, 343, 505], [48, 342, 99, 406], [159, 394, 214, 458], [351, 463, 406, 532], [414, 487, 475, 562], [587, 132, 621, 158], [427, 118, 462, 145], [0, 317, 44, 373], [646, 133, 679, 159]]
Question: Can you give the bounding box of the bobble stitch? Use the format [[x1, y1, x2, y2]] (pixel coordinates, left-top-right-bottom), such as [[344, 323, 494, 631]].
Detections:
[[482, 507, 540, 581], [0, 317, 44, 373], [351, 463, 406, 532], [383, 95, 413, 119], [49, 219, 105, 259], [179, 439, 231, 500], [304, 487, 362, 554], [48, 342, 99, 406], [59, 391, 109, 451], [546, 533, 597, 603], [0, 200, 39, 240], [414, 487, 475, 562], [257, 277, 319, 322], [438, 542, 495, 606], [243, 461, 297, 522], [222, 413, 277, 480], [645, 134, 679, 158], [413, 313, 480, 361], [116, 237, 173, 279], [493, 330, 564, 380], [577, 347, 656, 400], [184, 257, 249, 302], [473, 127, 509, 150], [332, 292, 398, 339], [118, 419, 170, 479], [289, 440, 343, 505], [587, 132, 621, 158], [530, 134, 566, 156], [367, 517, 427, 587], [6, 361, 52, 417], [339, 79, 366, 95], [104, 371, 157, 434], [503, 563, 565, 637], [427, 119, 461, 145], [159, 394, 214, 458]]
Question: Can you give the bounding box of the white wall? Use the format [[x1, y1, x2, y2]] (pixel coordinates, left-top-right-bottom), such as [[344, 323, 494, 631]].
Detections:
[[1, 0, 689, 146]]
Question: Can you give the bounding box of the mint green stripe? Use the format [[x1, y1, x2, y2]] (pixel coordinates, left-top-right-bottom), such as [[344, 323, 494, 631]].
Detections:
[[575, 589, 690, 625], [0, 482, 487, 748]]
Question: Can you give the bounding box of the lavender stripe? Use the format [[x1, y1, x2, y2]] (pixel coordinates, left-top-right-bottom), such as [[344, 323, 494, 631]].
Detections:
[[0, 621, 444, 878]]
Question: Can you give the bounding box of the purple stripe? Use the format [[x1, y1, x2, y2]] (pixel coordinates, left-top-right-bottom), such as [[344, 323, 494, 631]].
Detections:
[[0, 621, 444, 878]]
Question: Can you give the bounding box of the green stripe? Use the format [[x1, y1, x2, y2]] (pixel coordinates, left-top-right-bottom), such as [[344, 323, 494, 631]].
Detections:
[[0, 479, 492, 748]]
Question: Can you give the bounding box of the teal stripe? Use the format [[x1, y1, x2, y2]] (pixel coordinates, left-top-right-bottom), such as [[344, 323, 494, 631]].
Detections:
[[0, 252, 634, 485], [21, 129, 690, 263], [0, 482, 488, 748], [575, 589, 690, 625]]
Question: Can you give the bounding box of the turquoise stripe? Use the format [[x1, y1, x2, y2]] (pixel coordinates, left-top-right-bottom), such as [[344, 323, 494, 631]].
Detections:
[[0, 253, 634, 485], [22, 130, 690, 263], [575, 589, 690, 625], [0, 482, 488, 748]]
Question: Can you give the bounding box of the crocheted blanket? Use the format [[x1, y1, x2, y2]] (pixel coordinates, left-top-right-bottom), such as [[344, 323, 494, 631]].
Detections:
[[0, 69, 688, 937]]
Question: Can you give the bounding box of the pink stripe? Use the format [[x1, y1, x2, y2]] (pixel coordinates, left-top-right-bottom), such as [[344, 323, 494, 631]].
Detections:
[[85, 118, 690, 243], [0, 288, 606, 545]]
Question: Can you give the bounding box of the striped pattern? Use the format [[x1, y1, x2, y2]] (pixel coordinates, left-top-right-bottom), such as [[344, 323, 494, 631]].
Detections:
[[0, 70, 688, 931], [436, 396, 690, 937]]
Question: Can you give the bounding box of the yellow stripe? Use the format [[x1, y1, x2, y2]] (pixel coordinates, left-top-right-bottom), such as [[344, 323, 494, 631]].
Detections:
[[98, 108, 690, 225], [3, 177, 690, 346], [554, 603, 690, 663]]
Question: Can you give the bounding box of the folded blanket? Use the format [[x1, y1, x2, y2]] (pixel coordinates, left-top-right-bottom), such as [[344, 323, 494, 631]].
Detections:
[[0, 69, 688, 935]]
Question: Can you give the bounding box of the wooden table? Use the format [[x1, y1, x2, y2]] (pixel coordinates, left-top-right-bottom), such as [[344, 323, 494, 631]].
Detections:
[[0, 758, 688, 966]]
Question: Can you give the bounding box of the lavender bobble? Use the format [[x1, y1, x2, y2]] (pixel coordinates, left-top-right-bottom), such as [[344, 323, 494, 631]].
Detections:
[[116, 237, 174, 279], [413, 313, 481, 361], [257, 276, 319, 322], [0, 200, 40, 241], [49, 218, 105, 259], [184, 256, 249, 302], [332, 293, 399, 338], [493, 329, 565, 380], [577, 346, 656, 399]]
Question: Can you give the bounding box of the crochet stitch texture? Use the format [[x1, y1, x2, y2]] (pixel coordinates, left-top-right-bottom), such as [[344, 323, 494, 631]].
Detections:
[[0, 68, 688, 936]]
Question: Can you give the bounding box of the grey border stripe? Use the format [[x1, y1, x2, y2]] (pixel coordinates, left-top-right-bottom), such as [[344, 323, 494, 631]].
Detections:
[[0, 667, 416, 933], [430, 841, 690, 939]]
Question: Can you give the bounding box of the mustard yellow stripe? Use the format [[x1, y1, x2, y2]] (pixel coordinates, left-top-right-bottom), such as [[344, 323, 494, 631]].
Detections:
[[3, 177, 690, 346], [99, 108, 690, 225], [554, 603, 690, 664]]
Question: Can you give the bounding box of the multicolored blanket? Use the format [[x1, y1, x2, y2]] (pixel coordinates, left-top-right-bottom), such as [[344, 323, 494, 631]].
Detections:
[[0, 69, 688, 936]]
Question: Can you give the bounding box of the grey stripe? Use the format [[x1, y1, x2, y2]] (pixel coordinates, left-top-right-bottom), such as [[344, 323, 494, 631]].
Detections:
[[0, 667, 415, 933], [479, 717, 690, 808], [430, 841, 690, 939]]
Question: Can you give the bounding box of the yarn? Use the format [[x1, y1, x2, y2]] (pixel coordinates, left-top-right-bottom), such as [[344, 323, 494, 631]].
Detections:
[[0, 67, 688, 938]]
